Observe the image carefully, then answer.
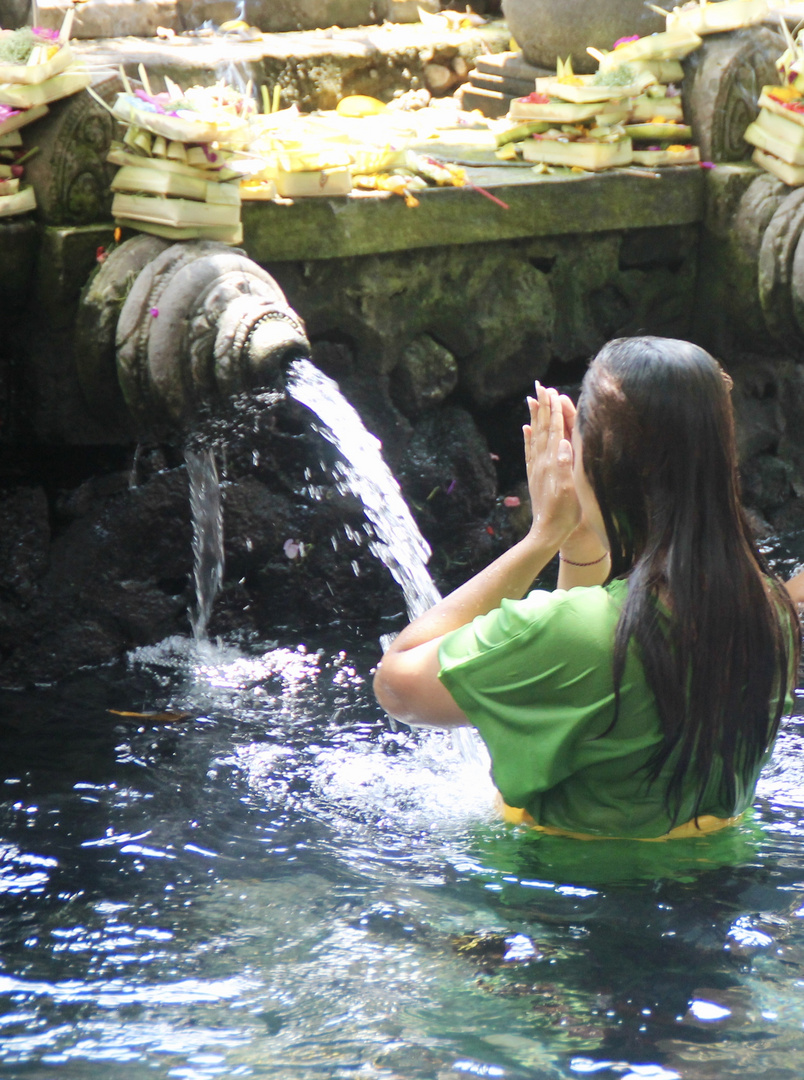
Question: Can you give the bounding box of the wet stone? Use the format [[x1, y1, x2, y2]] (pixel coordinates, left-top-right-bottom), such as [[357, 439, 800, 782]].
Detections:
[[397, 405, 498, 542], [0, 488, 50, 605], [758, 187, 804, 349], [391, 334, 459, 418]]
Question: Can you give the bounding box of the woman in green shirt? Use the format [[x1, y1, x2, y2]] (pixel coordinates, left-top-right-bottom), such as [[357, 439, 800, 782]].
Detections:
[[373, 336, 801, 840]]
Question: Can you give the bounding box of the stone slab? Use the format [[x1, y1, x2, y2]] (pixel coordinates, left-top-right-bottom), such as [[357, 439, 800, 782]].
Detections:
[[17, 0, 427, 35], [457, 84, 514, 117], [468, 70, 537, 96], [473, 50, 550, 81], [72, 20, 510, 109], [238, 165, 705, 262], [34, 0, 182, 39]]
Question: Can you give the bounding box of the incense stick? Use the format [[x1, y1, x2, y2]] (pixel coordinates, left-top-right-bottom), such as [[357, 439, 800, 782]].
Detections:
[[138, 62, 152, 97], [118, 64, 132, 95], [58, 7, 74, 44]]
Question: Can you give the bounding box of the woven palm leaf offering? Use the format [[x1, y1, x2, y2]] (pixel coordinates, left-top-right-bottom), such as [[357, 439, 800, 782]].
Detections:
[[0, 11, 89, 108], [104, 68, 249, 242], [744, 18, 804, 186], [0, 126, 36, 218], [588, 24, 700, 127], [494, 58, 640, 171], [661, 0, 769, 35]]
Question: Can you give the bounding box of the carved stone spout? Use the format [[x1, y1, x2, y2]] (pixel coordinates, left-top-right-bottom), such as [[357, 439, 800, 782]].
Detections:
[[76, 237, 310, 438]]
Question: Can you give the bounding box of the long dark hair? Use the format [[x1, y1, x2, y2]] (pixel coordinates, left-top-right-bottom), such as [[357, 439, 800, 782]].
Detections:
[[576, 336, 800, 822]]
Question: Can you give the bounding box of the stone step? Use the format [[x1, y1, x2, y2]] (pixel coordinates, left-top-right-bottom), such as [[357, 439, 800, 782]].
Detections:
[[468, 70, 536, 98], [458, 84, 514, 118], [464, 50, 551, 113], [473, 50, 551, 83]]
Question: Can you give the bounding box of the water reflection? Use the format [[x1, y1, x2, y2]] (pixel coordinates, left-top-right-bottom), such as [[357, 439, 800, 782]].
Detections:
[[0, 625, 801, 1078]]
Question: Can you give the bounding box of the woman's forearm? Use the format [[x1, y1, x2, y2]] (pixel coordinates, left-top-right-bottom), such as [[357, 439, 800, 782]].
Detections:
[[786, 568, 804, 605], [385, 530, 557, 655], [373, 530, 557, 726]]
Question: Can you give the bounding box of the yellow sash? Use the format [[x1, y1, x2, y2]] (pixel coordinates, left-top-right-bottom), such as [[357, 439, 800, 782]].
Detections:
[[499, 798, 743, 842]]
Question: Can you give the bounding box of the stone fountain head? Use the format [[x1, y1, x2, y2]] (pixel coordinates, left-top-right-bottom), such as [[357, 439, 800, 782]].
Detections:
[[76, 237, 310, 440]]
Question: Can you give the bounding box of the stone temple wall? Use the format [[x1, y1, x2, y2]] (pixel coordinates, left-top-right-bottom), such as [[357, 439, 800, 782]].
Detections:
[[2, 20, 804, 684], [0, 211, 711, 686]]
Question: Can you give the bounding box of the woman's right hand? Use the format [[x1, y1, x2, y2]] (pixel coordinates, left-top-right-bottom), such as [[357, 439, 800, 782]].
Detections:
[[523, 382, 581, 551]]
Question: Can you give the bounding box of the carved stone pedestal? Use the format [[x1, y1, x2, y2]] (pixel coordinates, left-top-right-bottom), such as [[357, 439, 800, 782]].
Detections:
[[683, 27, 783, 163], [24, 74, 120, 226]]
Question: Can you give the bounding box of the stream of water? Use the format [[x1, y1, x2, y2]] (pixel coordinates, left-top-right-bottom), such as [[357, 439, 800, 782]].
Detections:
[[285, 358, 483, 764], [186, 449, 225, 642], [286, 358, 442, 622]]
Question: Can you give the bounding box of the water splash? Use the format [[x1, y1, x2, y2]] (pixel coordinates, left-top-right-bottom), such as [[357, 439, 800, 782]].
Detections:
[[186, 448, 225, 641]]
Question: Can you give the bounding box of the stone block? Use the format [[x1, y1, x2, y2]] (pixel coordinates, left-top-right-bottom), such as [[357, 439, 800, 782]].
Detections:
[[32, 0, 181, 39], [245, 0, 377, 33], [457, 84, 513, 117], [0, 219, 39, 328], [694, 166, 780, 352], [27, 224, 118, 443], [682, 28, 782, 164], [468, 70, 537, 97], [241, 167, 705, 262], [473, 51, 548, 82], [382, 0, 439, 23], [0, 0, 29, 27], [502, 0, 665, 74]]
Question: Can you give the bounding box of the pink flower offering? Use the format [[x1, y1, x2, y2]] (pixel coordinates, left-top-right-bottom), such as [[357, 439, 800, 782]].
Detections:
[[134, 88, 171, 113], [283, 539, 305, 560]]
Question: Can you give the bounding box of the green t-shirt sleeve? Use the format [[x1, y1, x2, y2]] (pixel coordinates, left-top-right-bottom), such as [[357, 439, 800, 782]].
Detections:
[[437, 586, 622, 810]]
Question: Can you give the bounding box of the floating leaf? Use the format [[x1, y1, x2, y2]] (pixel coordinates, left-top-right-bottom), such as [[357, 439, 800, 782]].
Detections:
[[108, 709, 193, 723]]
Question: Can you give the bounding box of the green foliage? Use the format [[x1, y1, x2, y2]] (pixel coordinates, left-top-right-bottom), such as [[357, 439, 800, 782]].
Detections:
[[0, 28, 36, 65], [591, 63, 637, 87]]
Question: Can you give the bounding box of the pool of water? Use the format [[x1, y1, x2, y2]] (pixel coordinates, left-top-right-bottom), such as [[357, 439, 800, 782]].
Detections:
[[1, 616, 804, 1080]]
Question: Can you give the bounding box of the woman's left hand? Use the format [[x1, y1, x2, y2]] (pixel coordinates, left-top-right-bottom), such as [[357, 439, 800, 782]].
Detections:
[[524, 382, 581, 550]]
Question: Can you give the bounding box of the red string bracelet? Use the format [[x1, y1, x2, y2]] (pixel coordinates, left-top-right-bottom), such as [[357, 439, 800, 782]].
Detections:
[[559, 551, 609, 567]]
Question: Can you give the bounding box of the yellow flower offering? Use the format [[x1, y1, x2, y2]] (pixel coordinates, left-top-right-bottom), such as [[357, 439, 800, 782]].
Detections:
[[335, 96, 388, 118]]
